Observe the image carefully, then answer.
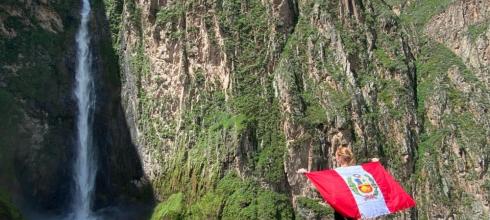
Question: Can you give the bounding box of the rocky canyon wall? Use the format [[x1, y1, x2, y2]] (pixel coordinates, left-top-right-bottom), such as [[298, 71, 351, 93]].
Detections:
[[106, 0, 489, 219]]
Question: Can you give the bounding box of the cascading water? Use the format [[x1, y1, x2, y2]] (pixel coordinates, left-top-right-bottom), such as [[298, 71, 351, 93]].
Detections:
[[72, 0, 97, 219]]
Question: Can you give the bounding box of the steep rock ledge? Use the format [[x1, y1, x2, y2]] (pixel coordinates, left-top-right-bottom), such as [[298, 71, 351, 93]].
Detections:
[[408, 0, 490, 218], [112, 0, 489, 218], [426, 0, 490, 86], [114, 0, 423, 218]]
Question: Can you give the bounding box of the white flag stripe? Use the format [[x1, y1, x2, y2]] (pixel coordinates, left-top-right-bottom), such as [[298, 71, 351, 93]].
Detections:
[[335, 166, 391, 219]]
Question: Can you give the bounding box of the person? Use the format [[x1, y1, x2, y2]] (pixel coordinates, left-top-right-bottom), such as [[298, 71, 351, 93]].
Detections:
[[297, 145, 379, 220]]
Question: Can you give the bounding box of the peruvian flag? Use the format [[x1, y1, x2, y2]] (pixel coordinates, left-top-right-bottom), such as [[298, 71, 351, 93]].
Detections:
[[304, 162, 415, 219]]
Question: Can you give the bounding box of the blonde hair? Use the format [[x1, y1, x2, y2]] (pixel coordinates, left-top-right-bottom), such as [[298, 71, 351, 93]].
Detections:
[[336, 145, 356, 166]]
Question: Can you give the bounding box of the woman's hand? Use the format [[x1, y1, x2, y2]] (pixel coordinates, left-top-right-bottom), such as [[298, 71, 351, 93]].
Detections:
[[297, 168, 308, 174], [370, 157, 380, 162]]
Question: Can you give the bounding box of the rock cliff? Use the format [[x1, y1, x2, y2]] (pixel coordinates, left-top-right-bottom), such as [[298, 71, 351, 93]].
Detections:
[[0, 0, 488, 219], [110, 0, 489, 218]]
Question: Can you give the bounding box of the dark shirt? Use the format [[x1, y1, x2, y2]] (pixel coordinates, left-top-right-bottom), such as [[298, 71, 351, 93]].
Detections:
[[334, 211, 355, 220]]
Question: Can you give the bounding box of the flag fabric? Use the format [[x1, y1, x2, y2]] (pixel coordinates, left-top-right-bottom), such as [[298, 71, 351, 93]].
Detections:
[[304, 162, 415, 219]]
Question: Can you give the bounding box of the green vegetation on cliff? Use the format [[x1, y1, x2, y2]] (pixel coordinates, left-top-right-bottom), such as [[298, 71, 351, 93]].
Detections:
[[151, 193, 184, 220], [170, 173, 292, 219], [151, 173, 294, 219], [403, 0, 456, 27], [0, 190, 22, 220], [296, 197, 334, 218], [122, 0, 294, 217], [108, 0, 490, 219], [400, 0, 490, 217], [414, 37, 489, 217], [467, 21, 489, 42]]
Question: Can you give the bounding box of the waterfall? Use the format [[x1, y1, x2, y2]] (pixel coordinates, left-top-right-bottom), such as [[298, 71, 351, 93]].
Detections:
[[72, 0, 97, 219]]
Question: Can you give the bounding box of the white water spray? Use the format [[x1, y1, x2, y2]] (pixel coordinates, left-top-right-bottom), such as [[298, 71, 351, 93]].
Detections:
[[72, 0, 97, 219]]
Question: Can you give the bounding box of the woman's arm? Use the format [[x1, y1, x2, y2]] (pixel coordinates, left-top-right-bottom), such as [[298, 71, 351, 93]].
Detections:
[[358, 157, 380, 164], [297, 168, 308, 174]]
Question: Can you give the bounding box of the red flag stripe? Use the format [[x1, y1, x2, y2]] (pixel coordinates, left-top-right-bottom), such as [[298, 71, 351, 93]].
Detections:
[[361, 162, 416, 213], [305, 170, 360, 218]]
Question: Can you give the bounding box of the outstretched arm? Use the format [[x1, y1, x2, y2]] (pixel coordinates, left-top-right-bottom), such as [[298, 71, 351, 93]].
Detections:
[[297, 168, 308, 174]]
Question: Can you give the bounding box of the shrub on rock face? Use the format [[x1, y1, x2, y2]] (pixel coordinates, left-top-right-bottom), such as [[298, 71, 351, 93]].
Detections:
[[151, 193, 184, 220], [0, 190, 22, 220], [296, 197, 334, 219]]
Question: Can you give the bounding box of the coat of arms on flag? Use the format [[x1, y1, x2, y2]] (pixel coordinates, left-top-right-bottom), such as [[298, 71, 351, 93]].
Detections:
[[304, 162, 415, 219], [347, 174, 379, 200]]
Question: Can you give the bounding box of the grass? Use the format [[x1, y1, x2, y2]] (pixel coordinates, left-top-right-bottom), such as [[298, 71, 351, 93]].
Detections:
[[126, 0, 142, 29], [382, 0, 406, 7], [416, 129, 449, 173], [483, 179, 490, 192], [188, 173, 293, 219], [415, 37, 486, 157], [296, 197, 334, 217], [102, 0, 124, 51], [151, 193, 184, 220], [378, 79, 408, 119], [416, 39, 474, 114], [467, 21, 488, 42], [374, 48, 407, 72], [156, 2, 185, 25], [413, 25, 489, 217], [0, 189, 23, 220], [402, 0, 456, 28]]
